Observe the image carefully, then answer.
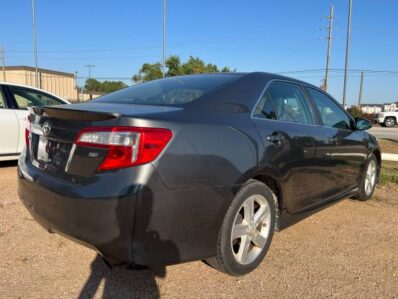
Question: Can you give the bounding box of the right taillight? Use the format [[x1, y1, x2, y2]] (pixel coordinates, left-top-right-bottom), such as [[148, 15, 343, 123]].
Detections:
[[75, 126, 172, 171]]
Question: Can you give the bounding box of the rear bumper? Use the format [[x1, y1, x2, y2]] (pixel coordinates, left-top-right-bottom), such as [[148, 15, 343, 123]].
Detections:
[[18, 151, 138, 267], [17, 148, 233, 266]]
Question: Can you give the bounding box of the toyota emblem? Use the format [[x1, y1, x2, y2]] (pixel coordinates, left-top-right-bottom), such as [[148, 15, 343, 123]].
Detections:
[[42, 121, 52, 137]]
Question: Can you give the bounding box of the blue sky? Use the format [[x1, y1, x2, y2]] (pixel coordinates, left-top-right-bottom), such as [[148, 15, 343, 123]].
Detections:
[[1, 0, 397, 105]]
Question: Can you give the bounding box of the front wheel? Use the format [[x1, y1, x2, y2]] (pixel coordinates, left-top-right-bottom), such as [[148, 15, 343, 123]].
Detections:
[[354, 154, 378, 201], [206, 180, 276, 276]]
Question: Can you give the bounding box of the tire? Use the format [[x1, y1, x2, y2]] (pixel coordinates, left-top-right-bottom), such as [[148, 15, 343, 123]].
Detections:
[[384, 117, 396, 127], [206, 179, 276, 276], [354, 154, 378, 201]]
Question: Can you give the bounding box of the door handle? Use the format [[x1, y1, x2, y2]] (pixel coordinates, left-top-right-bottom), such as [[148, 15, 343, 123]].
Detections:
[[267, 132, 285, 145]]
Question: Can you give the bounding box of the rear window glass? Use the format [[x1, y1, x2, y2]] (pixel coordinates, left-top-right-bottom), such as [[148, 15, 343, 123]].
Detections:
[[94, 74, 241, 106]]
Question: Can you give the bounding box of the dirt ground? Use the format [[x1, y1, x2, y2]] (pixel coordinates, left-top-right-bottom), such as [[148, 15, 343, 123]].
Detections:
[[0, 162, 397, 298]]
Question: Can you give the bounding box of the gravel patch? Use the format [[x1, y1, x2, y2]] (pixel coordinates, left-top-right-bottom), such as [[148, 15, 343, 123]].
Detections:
[[0, 162, 397, 298]]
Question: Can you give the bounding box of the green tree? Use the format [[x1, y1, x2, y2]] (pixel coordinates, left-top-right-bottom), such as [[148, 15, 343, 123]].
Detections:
[[132, 63, 163, 83], [348, 106, 363, 118], [84, 78, 127, 93], [84, 78, 102, 92], [182, 56, 207, 74], [165, 55, 183, 77], [101, 80, 128, 93], [132, 55, 234, 82]]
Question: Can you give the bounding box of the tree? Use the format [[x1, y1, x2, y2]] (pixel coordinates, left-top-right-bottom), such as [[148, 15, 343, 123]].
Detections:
[[84, 78, 127, 93], [165, 55, 183, 77], [84, 78, 102, 92], [132, 55, 234, 83], [348, 106, 363, 118], [132, 63, 163, 83]]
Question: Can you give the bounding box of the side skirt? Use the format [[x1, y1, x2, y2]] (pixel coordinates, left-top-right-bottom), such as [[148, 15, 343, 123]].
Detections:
[[275, 186, 359, 231]]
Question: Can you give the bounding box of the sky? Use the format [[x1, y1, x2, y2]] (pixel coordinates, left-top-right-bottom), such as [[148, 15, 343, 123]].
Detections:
[[0, 0, 397, 105]]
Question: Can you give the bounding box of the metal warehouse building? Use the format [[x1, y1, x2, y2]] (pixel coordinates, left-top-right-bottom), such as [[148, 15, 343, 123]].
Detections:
[[1, 65, 78, 101]]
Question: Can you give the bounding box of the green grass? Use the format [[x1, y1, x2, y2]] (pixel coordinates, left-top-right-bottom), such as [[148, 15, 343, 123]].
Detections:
[[380, 161, 398, 185]]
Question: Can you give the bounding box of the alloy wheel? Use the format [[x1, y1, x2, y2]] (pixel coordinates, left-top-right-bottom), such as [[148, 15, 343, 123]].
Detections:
[[231, 195, 271, 265], [365, 160, 377, 196]]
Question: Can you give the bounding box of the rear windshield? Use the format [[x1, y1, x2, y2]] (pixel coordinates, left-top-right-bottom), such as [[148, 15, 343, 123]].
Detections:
[[94, 74, 241, 106]]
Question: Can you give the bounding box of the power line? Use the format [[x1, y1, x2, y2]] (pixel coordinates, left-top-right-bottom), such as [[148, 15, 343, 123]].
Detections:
[[84, 64, 95, 78], [3, 29, 317, 54]]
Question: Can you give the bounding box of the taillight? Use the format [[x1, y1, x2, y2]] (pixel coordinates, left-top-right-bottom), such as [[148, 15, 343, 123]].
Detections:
[[25, 128, 30, 147], [25, 115, 32, 147], [75, 127, 172, 171]]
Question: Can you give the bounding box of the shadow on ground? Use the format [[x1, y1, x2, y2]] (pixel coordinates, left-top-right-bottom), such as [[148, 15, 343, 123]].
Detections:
[[0, 160, 18, 168], [78, 255, 166, 299]]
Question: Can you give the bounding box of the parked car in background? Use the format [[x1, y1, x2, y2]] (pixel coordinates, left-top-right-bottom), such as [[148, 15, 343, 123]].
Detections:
[[0, 82, 69, 161], [376, 110, 398, 127], [18, 73, 380, 276]]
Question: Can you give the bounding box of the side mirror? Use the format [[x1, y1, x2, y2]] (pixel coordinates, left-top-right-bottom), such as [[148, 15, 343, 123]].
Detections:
[[355, 117, 372, 130]]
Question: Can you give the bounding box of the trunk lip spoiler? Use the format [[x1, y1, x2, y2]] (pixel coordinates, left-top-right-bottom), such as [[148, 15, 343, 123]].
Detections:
[[28, 106, 121, 121]]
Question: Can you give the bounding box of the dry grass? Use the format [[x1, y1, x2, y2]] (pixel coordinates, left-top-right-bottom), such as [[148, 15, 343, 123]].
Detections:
[[379, 138, 398, 154], [380, 161, 398, 184]]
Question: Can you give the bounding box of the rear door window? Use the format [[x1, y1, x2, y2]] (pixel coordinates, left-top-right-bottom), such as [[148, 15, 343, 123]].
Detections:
[[253, 92, 277, 120], [254, 81, 314, 125], [306, 87, 352, 130]]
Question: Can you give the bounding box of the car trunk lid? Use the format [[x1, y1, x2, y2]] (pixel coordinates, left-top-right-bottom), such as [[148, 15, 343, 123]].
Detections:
[[27, 104, 178, 180]]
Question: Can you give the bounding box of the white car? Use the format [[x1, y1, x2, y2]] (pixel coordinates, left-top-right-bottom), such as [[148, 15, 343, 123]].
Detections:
[[375, 110, 398, 127], [0, 82, 69, 161]]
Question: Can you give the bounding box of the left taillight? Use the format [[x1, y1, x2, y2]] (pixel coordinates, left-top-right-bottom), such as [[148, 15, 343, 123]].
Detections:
[[75, 126, 172, 171]]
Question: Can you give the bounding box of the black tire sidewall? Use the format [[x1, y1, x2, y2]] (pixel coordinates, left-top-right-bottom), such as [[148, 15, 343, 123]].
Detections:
[[218, 180, 276, 276]]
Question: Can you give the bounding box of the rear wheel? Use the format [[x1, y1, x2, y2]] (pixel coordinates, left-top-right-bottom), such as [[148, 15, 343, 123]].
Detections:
[[206, 180, 276, 276], [384, 117, 396, 127], [354, 154, 378, 201]]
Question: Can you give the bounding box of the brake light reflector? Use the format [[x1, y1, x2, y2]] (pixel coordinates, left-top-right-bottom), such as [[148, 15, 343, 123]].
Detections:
[[25, 128, 30, 147], [75, 127, 172, 171], [25, 115, 32, 148]]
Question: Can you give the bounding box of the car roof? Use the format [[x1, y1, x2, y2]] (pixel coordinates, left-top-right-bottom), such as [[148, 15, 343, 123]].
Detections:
[[0, 81, 69, 104]]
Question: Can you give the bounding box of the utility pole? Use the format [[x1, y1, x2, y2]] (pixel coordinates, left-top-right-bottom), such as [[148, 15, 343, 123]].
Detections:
[[31, 0, 39, 88], [358, 71, 364, 108], [1, 45, 5, 82], [324, 4, 334, 92], [342, 0, 353, 108], [162, 0, 166, 77], [84, 65, 95, 78], [74, 71, 79, 102]]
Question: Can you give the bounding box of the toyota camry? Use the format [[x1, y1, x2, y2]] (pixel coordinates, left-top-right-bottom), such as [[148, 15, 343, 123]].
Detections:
[[18, 72, 380, 276]]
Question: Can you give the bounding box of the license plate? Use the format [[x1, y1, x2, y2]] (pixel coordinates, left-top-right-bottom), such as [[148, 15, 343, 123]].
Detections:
[[37, 136, 49, 162]]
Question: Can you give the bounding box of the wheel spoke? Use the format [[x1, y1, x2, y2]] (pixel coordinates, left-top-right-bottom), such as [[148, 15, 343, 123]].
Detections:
[[253, 206, 269, 227], [243, 197, 254, 223], [232, 223, 249, 239], [252, 231, 267, 248], [237, 235, 251, 263]]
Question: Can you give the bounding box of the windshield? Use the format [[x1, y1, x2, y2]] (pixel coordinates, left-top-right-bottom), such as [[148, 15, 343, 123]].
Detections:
[[94, 74, 241, 106]]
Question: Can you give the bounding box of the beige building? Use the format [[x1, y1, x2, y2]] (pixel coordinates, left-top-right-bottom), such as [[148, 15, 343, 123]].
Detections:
[[1, 66, 79, 101]]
